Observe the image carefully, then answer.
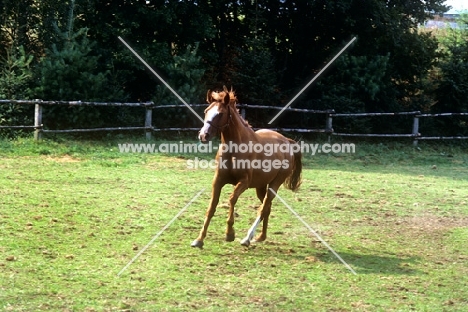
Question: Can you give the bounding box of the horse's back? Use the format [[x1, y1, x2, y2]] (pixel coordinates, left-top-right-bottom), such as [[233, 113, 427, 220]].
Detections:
[[254, 129, 292, 144]]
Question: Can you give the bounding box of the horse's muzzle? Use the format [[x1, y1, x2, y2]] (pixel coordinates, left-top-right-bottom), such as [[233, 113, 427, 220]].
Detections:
[[198, 132, 210, 143]]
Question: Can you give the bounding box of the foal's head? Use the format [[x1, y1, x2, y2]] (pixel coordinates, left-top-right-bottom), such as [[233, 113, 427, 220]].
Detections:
[[198, 90, 231, 143]]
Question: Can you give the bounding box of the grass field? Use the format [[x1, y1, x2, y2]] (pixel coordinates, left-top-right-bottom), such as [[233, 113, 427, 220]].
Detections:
[[1, 137, 467, 311]]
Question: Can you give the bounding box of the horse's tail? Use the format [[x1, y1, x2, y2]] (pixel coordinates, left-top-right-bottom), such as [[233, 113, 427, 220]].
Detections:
[[283, 140, 302, 192]]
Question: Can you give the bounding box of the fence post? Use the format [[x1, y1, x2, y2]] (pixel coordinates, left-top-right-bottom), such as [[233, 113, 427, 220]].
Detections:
[[145, 103, 153, 140], [34, 100, 43, 141], [412, 114, 419, 147], [326, 113, 333, 142]]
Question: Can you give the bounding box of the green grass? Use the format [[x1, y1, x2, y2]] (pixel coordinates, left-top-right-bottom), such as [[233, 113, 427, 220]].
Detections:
[[1, 137, 467, 311]]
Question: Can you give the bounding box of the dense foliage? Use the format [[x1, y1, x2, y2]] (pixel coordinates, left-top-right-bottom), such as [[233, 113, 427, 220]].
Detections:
[[0, 0, 466, 135]]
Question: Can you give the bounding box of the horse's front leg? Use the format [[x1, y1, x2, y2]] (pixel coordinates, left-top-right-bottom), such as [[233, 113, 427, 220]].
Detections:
[[191, 181, 223, 248], [226, 180, 249, 242]]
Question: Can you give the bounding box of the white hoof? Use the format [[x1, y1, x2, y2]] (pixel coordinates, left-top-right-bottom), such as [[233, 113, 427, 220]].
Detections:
[[240, 238, 250, 247], [191, 240, 204, 248]]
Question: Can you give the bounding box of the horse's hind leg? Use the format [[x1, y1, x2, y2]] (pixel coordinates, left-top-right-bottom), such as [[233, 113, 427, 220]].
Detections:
[[256, 186, 267, 203], [243, 181, 282, 244], [226, 180, 249, 242], [237, 186, 267, 246], [240, 185, 271, 247], [254, 183, 281, 243], [191, 181, 223, 248]]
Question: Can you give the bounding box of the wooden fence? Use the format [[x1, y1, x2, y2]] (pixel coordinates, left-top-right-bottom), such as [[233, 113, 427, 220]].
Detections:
[[1, 99, 467, 145]]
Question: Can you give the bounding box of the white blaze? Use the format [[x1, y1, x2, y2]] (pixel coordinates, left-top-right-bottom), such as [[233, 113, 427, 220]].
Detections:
[[199, 105, 220, 137]]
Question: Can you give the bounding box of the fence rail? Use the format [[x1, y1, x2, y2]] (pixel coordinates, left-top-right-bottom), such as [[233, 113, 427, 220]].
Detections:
[[331, 111, 421, 117], [1, 99, 467, 145]]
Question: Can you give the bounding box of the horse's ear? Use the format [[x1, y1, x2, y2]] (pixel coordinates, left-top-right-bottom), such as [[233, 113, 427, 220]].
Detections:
[[223, 92, 230, 106], [223, 85, 228, 93], [206, 89, 213, 103]]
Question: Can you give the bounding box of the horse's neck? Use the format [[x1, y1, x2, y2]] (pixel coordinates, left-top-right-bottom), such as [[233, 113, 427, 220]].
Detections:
[[221, 109, 255, 143]]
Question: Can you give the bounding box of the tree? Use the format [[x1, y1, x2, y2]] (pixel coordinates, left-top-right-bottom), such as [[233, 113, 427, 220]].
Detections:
[[79, 0, 215, 102], [210, 0, 447, 110], [0, 46, 34, 99], [0, 0, 454, 135], [33, 1, 124, 129], [231, 36, 280, 105], [431, 14, 468, 136], [153, 43, 209, 128], [434, 14, 468, 113], [0, 0, 41, 59], [0, 45, 34, 138]]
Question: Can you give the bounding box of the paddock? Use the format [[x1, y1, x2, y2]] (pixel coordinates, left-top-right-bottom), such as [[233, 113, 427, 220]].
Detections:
[[1, 139, 467, 310]]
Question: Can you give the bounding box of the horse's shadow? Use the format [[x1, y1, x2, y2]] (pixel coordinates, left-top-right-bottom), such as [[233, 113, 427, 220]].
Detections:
[[236, 242, 422, 276], [312, 250, 422, 275]]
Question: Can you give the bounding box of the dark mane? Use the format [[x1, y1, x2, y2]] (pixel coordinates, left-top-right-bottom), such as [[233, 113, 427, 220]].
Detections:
[[222, 86, 252, 128]]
